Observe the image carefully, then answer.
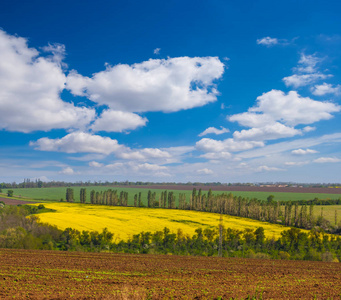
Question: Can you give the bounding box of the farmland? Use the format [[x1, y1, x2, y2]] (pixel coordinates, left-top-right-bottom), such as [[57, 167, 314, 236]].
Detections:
[[312, 205, 341, 225], [34, 202, 289, 240], [0, 248, 340, 299], [2, 185, 341, 204]]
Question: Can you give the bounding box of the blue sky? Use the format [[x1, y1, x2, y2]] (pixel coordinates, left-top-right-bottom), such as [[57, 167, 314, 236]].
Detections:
[[0, 0, 341, 183]]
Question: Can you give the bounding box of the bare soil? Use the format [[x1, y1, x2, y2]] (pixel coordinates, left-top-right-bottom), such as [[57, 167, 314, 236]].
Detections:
[[124, 185, 341, 194], [0, 197, 37, 205], [0, 248, 340, 299]]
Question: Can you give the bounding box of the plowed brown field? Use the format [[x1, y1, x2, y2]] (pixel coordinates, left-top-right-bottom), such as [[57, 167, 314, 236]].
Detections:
[[0, 197, 36, 205], [0, 249, 340, 299], [126, 185, 341, 194]]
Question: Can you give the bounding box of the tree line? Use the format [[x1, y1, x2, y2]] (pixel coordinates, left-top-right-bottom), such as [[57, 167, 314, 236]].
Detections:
[[0, 204, 340, 262], [65, 187, 341, 234]]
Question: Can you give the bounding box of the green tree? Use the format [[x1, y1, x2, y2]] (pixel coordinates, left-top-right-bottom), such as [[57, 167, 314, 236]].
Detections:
[[66, 188, 74, 202], [80, 188, 86, 204], [138, 192, 142, 207], [147, 190, 152, 208], [267, 195, 275, 204], [7, 190, 13, 197], [90, 190, 95, 204]]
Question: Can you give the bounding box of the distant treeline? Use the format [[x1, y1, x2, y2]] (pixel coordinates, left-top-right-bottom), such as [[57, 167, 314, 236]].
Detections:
[[0, 179, 225, 189], [0, 204, 340, 262], [1, 179, 340, 189], [63, 188, 341, 234]]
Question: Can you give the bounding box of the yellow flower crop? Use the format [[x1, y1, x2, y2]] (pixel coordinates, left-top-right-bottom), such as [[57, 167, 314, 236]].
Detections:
[[37, 203, 291, 240]]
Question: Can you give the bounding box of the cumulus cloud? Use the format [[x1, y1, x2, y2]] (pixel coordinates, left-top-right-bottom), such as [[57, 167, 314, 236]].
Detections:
[[41, 43, 67, 66], [89, 161, 104, 168], [30, 132, 125, 155], [105, 161, 170, 177], [291, 148, 318, 155], [295, 53, 322, 74], [313, 157, 341, 163], [199, 151, 232, 160], [196, 138, 264, 153], [197, 168, 213, 175], [285, 161, 310, 166], [303, 126, 316, 132], [283, 53, 332, 88], [256, 165, 283, 172], [245, 90, 339, 126], [198, 126, 229, 137], [283, 74, 331, 88], [59, 167, 75, 175], [257, 37, 279, 46], [90, 110, 148, 132], [0, 29, 95, 133], [229, 112, 274, 128], [66, 56, 225, 113], [233, 123, 301, 141], [311, 83, 341, 96], [228, 90, 340, 143], [31, 132, 173, 162], [116, 148, 171, 160], [134, 163, 168, 172]]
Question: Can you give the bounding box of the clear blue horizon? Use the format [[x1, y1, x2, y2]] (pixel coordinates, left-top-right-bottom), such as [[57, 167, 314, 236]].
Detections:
[[0, 0, 340, 183]]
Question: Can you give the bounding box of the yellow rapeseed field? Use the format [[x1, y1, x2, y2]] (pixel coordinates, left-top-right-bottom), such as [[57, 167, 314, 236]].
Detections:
[[37, 203, 290, 241]]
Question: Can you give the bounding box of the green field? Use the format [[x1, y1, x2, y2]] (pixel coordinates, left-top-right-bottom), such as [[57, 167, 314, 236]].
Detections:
[[2, 186, 341, 205], [311, 205, 341, 225]]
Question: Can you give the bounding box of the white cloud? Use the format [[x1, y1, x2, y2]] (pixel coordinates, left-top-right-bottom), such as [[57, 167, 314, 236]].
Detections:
[[291, 148, 318, 155], [197, 168, 213, 175], [59, 167, 75, 175], [105, 161, 170, 177], [135, 163, 168, 172], [283, 53, 332, 88], [311, 83, 341, 96], [41, 43, 67, 66], [285, 161, 310, 166], [30, 132, 125, 155], [229, 112, 274, 128], [256, 37, 279, 46], [233, 122, 301, 141], [283, 73, 332, 88], [256, 165, 284, 172], [0, 29, 95, 133], [116, 148, 171, 160], [302, 126, 316, 132], [313, 157, 341, 163], [237, 132, 341, 160], [198, 126, 229, 137], [91, 110, 148, 132], [69, 154, 106, 162], [31, 132, 173, 162], [199, 151, 232, 160], [153, 48, 161, 55], [228, 90, 340, 143], [89, 161, 104, 168], [249, 90, 340, 126], [196, 138, 264, 153], [295, 53, 322, 74], [66, 56, 225, 113], [161, 146, 195, 156]]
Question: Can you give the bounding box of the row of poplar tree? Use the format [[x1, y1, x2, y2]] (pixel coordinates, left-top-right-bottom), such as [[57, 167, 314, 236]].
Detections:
[[65, 187, 339, 233]]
